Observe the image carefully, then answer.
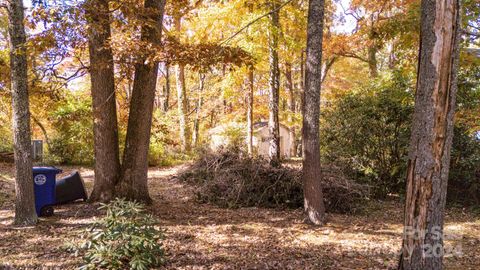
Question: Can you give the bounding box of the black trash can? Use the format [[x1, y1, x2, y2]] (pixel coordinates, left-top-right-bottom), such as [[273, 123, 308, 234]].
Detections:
[[55, 171, 88, 204]]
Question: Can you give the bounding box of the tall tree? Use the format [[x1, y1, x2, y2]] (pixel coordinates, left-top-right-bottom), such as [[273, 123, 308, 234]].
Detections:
[[285, 62, 296, 157], [246, 67, 254, 156], [116, 0, 166, 202], [174, 15, 191, 152], [302, 0, 326, 225], [399, 0, 460, 269], [7, 0, 37, 225], [85, 0, 121, 202], [192, 72, 205, 147], [162, 63, 170, 112], [268, 0, 281, 165]]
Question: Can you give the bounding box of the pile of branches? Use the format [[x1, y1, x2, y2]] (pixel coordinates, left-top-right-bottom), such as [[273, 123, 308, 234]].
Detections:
[[179, 148, 369, 213], [0, 152, 14, 163]]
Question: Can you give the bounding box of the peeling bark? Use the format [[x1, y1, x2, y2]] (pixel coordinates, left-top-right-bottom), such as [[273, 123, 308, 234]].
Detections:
[[399, 0, 461, 269]]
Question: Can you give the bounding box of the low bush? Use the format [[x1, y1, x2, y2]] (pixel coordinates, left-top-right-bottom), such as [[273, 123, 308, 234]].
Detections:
[[179, 148, 369, 213], [68, 199, 165, 270]]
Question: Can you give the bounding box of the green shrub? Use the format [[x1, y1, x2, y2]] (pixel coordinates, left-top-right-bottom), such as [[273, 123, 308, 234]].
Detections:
[[448, 125, 480, 205], [47, 92, 94, 165], [71, 199, 165, 270], [321, 72, 414, 197]]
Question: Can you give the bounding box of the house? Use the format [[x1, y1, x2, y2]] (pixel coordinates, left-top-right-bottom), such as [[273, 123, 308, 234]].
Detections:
[[208, 121, 293, 158]]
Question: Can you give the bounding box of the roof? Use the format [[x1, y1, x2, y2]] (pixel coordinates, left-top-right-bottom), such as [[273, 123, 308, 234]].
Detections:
[[253, 121, 290, 132], [209, 121, 290, 136]]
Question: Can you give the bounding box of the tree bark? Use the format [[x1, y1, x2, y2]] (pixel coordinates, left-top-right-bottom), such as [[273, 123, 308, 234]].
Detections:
[[246, 68, 254, 156], [192, 73, 205, 147], [163, 63, 170, 112], [268, 0, 281, 165], [300, 50, 306, 117], [398, 0, 460, 269], [116, 0, 166, 203], [367, 45, 378, 78], [285, 62, 296, 158], [302, 0, 327, 225], [32, 115, 51, 151], [7, 0, 38, 225], [173, 16, 191, 152], [85, 0, 121, 203]]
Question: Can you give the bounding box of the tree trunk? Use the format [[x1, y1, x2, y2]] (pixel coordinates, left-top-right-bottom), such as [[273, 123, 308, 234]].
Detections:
[[163, 63, 170, 112], [285, 62, 296, 158], [300, 50, 305, 118], [367, 45, 378, 78], [116, 0, 166, 203], [398, 0, 460, 269], [321, 57, 336, 83], [302, 0, 327, 225], [246, 68, 254, 156], [85, 0, 121, 203], [7, 0, 38, 225], [192, 73, 205, 147], [174, 17, 191, 152], [268, 0, 281, 165], [32, 115, 51, 151]]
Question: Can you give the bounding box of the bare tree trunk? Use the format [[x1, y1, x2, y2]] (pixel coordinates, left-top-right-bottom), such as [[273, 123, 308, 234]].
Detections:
[[32, 115, 51, 151], [192, 73, 205, 147], [321, 57, 336, 83], [7, 0, 37, 225], [285, 62, 296, 158], [246, 68, 254, 156], [85, 0, 121, 203], [302, 0, 327, 225], [300, 49, 305, 117], [163, 63, 170, 112], [367, 45, 378, 78], [173, 16, 191, 152], [268, 0, 281, 165], [398, 0, 460, 269], [116, 0, 166, 203]]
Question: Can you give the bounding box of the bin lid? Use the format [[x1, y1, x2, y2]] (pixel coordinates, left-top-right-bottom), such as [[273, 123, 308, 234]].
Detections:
[[32, 167, 62, 174]]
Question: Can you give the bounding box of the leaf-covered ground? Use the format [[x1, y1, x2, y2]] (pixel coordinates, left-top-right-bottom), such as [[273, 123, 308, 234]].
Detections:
[[0, 162, 479, 269]]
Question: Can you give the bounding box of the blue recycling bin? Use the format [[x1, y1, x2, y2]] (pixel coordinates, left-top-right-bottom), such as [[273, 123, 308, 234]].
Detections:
[[33, 167, 62, 216]]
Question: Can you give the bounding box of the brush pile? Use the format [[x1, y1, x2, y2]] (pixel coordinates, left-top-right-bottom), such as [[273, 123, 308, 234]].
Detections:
[[179, 148, 369, 213]]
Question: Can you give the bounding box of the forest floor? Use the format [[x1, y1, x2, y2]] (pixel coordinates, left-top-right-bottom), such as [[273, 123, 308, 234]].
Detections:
[[0, 162, 479, 269]]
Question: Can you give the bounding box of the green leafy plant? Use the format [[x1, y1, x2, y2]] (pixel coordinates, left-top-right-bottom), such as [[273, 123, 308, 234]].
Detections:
[[72, 199, 165, 270]]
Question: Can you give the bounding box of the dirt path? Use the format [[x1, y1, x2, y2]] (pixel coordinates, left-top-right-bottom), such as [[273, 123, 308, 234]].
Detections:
[[0, 164, 479, 269]]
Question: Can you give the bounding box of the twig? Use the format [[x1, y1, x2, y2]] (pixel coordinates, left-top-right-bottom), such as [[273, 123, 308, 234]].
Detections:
[[219, 0, 295, 46]]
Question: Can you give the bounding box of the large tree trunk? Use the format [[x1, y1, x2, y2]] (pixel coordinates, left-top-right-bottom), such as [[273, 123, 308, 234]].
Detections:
[[246, 68, 254, 156], [7, 0, 37, 225], [268, 0, 281, 165], [85, 0, 121, 202], [302, 0, 327, 226], [398, 0, 460, 269], [285, 62, 296, 158], [116, 0, 166, 203], [174, 16, 191, 152], [192, 73, 205, 148]]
